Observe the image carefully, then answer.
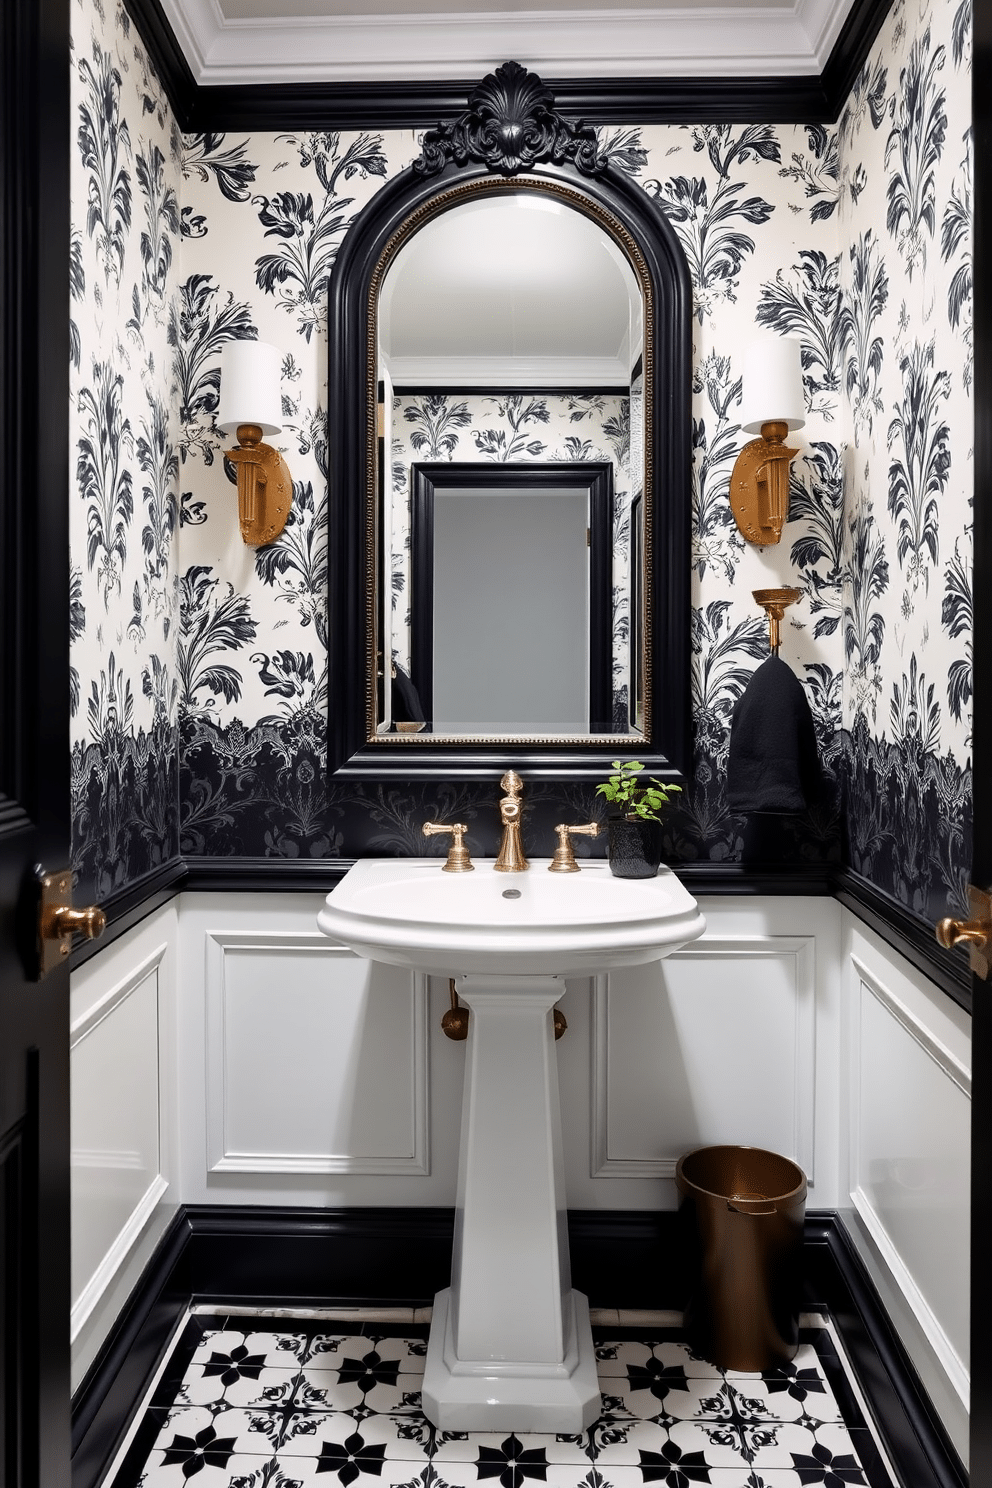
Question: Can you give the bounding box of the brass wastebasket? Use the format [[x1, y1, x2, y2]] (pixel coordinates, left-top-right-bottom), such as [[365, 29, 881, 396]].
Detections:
[[675, 1145, 807, 1373]]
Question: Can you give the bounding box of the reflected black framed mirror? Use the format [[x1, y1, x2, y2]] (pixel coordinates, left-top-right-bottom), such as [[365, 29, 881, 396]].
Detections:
[[407, 462, 614, 734], [328, 61, 691, 780]]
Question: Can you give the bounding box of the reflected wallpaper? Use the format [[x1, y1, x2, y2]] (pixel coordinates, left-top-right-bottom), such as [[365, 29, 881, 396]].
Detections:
[[70, 0, 972, 931]]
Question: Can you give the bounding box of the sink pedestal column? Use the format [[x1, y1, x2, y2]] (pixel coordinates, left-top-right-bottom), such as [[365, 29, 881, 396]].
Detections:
[[422, 973, 601, 1432]]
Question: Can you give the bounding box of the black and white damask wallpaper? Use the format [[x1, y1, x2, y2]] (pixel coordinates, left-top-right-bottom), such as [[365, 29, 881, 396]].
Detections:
[[70, 0, 182, 905], [836, 0, 973, 920], [69, 0, 972, 931]]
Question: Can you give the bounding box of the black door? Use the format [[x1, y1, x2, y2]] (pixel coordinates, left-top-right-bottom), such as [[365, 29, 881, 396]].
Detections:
[[1, 0, 72, 1483], [972, 2, 991, 1477]]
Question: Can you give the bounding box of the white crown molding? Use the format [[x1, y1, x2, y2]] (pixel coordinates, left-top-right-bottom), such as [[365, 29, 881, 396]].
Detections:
[[797, 0, 856, 69], [158, 0, 857, 86], [159, 0, 221, 79]]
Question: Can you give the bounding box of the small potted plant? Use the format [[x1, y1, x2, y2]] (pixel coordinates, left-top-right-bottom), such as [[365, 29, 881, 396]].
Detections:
[[596, 760, 682, 878]]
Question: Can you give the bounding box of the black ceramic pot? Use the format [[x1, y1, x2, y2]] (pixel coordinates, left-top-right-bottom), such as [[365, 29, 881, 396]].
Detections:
[[607, 815, 662, 878]]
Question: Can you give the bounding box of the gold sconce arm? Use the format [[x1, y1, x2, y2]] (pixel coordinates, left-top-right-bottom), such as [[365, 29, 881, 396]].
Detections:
[[729, 420, 799, 546], [226, 423, 293, 546]]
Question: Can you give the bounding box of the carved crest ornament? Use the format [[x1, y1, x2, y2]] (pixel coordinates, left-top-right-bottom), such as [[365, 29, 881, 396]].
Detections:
[[414, 61, 606, 179]]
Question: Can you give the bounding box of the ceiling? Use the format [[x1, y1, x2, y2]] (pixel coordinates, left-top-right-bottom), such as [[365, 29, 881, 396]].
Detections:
[[159, 0, 859, 86]]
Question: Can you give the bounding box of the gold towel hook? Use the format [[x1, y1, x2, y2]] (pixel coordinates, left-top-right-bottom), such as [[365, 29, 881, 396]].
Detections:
[[753, 587, 801, 657]]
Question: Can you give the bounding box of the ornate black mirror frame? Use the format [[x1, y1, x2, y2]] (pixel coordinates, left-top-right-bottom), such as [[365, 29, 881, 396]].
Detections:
[[328, 61, 692, 781]]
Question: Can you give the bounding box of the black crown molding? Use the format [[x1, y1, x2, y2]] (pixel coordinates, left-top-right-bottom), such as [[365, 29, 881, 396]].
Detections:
[[123, 0, 894, 133]]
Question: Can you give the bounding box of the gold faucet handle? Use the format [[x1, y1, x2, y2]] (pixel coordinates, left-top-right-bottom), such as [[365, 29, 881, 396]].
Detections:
[[548, 821, 600, 873], [423, 821, 474, 873]]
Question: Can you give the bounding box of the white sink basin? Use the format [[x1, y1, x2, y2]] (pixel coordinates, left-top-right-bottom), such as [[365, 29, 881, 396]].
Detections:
[[317, 857, 706, 976]]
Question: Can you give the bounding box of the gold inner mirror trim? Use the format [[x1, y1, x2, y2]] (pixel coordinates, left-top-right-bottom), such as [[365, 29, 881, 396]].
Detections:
[[370, 731, 630, 746], [364, 175, 655, 746]]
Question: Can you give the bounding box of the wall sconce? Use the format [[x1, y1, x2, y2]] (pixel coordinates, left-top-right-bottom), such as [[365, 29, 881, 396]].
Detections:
[[729, 336, 805, 546], [217, 340, 293, 546]]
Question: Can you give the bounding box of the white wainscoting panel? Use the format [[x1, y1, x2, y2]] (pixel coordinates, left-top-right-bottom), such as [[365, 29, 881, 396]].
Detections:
[[69, 903, 179, 1387], [182, 895, 844, 1212], [204, 930, 428, 1176], [845, 918, 971, 1417], [177, 896, 458, 1205], [566, 898, 843, 1209], [593, 936, 816, 1183]]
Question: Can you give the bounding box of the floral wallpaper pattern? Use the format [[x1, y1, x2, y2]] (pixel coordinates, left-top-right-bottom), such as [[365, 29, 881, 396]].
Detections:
[[70, 0, 182, 903], [837, 0, 972, 920], [69, 0, 972, 933], [172, 111, 845, 868]]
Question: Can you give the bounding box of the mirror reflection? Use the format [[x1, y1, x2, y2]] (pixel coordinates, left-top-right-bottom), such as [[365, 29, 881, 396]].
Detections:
[[375, 190, 647, 741]]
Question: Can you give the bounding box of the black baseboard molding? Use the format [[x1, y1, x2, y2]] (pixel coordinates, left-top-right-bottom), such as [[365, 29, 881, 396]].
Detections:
[[123, 0, 894, 132], [70, 1212, 191, 1488], [804, 1215, 967, 1488], [71, 1205, 963, 1488]]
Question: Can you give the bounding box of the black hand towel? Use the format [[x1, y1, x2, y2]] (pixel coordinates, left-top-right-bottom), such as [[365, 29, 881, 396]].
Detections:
[[726, 655, 820, 814], [391, 663, 425, 724]]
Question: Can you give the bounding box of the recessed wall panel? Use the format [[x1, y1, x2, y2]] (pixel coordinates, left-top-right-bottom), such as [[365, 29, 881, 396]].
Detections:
[[206, 935, 428, 1174], [852, 961, 970, 1398], [594, 938, 814, 1180], [70, 956, 164, 1323]]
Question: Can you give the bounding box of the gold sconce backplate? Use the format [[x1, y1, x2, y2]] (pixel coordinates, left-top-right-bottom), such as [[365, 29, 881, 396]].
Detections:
[[227, 424, 293, 546], [729, 420, 798, 546]]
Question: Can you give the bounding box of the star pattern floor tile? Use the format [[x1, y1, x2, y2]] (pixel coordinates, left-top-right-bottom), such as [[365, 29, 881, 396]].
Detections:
[[108, 1313, 896, 1488]]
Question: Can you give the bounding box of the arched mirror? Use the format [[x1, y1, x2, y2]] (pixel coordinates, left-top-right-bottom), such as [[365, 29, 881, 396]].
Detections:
[[328, 62, 691, 780]]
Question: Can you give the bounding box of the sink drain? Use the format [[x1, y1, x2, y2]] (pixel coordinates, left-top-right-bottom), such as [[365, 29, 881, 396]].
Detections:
[[501, 889, 522, 899]]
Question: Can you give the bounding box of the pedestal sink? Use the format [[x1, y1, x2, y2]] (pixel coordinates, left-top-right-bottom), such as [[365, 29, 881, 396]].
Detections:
[[317, 858, 705, 1432]]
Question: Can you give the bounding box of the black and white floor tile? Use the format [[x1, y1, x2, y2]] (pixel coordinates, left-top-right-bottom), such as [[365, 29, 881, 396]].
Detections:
[[108, 1314, 897, 1488]]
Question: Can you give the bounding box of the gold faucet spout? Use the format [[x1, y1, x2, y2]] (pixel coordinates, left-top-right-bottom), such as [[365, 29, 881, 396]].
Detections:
[[494, 770, 529, 872]]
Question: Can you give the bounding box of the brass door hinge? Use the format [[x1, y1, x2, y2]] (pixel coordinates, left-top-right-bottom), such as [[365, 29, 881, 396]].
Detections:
[[37, 870, 106, 978], [936, 884, 992, 980]]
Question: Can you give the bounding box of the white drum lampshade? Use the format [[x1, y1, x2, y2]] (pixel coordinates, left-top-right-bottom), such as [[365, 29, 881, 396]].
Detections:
[[217, 340, 283, 436], [739, 336, 805, 434]]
